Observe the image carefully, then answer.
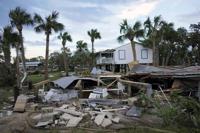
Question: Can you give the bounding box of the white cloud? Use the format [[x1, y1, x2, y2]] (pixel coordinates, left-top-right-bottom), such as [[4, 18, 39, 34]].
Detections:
[[117, 0, 159, 19]]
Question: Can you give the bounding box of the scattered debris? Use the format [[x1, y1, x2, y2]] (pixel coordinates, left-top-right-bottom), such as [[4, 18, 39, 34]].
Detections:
[[94, 113, 105, 126], [44, 89, 78, 103], [2, 66, 199, 131], [112, 117, 120, 123], [126, 106, 142, 117], [89, 87, 108, 99], [13, 95, 28, 112], [101, 118, 112, 127]]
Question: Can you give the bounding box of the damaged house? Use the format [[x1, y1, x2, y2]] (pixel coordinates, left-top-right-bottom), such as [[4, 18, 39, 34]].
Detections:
[[96, 43, 153, 73], [125, 65, 200, 101]]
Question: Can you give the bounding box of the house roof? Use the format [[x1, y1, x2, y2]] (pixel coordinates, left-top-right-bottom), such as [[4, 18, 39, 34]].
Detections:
[[130, 64, 170, 74], [129, 65, 200, 79], [51, 76, 99, 89]]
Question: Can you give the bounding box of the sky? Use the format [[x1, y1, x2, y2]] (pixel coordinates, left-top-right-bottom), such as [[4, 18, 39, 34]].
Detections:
[[0, 0, 200, 59]]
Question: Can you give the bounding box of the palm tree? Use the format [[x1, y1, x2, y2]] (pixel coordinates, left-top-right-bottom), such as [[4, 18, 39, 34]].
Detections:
[[117, 19, 143, 62], [87, 29, 101, 67], [58, 32, 72, 76], [34, 11, 64, 79], [76, 40, 88, 52], [9, 7, 33, 72], [1, 26, 13, 68], [74, 40, 90, 69], [144, 15, 164, 66], [159, 22, 176, 66], [2, 26, 21, 97]]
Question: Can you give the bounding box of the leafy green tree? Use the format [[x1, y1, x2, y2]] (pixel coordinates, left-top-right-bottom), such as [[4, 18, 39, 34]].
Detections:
[[144, 15, 164, 66], [87, 29, 101, 67], [34, 11, 64, 79], [188, 22, 200, 65], [58, 32, 72, 76], [9, 7, 33, 72], [118, 19, 143, 62]]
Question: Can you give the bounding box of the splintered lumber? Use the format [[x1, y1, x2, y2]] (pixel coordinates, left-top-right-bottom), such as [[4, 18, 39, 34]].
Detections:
[[118, 78, 152, 97], [102, 107, 127, 112], [158, 86, 172, 107], [118, 78, 150, 87], [106, 79, 118, 88], [33, 80, 49, 89]]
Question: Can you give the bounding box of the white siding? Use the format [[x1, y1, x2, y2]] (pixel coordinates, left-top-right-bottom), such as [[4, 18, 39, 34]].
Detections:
[[114, 43, 152, 64]]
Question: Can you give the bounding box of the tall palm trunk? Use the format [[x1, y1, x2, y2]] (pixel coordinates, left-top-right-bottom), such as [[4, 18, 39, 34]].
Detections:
[[91, 41, 94, 67], [131, 41, 137, 62], [2, 44, 11, 69], [44, 34, 50, 80], [18, 29, 26, 72], [15, 44, 20, 89], [63, 45, 68, 76]]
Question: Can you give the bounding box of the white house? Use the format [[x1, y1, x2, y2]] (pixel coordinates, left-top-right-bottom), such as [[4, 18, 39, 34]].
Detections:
[[19, 61, 43, 71], [96, 43, 153, 72]]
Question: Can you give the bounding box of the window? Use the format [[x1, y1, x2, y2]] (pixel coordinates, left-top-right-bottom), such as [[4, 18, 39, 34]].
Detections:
[[141, 49, 148, 59], [118, 50, 125, 60]]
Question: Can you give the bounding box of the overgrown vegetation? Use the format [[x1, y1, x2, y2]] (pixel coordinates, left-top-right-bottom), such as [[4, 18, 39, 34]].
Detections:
[[154, 94, 200, 128]]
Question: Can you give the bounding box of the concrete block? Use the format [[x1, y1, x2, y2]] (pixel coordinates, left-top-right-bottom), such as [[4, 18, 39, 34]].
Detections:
[[94, 113, 105, 126], [13, 95, 28, 112], [112, 117, 120, 123], [66, 117, 82, 127], [101, 118, 112, 127]]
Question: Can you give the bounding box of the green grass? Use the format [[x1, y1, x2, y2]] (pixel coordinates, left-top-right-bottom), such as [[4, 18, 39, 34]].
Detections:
[[28, 71, 62, 84]]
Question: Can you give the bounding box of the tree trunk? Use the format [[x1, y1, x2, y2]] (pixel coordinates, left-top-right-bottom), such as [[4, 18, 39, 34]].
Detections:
[[91, 41, 94, 68], [63, 46, 68, 76], [2, 43, 11, 69], [15, 44, 20, 89], [131, 41, 137, 62], [152, 40, 158, 66], [18, 29, 26, 74], [161, 57, 165, 66], [44, 34, 50, 80], [156, 47, 159, 66]]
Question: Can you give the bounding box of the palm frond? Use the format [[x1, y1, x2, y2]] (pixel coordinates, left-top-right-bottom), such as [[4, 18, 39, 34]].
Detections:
[[52, 21, 64, 32], [133, 21, 141, 30], [117, 35, 125, 43], [34, 24, 45, 33], [34, 13, 44, 23], [51, 11, 59, 20]]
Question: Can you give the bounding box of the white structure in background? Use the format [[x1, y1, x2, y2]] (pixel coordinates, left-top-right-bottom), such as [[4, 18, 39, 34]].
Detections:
[[96, 43, 153, 72], [19, 61, 43, 71]]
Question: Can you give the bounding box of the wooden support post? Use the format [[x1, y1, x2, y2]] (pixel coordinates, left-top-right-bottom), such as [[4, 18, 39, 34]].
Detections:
[[112, 64, 115, 73], [128, 85, 132, 97], [198, 81, 200, 102]]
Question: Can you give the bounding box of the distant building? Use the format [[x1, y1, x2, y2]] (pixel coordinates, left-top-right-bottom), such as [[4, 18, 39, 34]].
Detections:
[[96, 43, 153, 73], [19, 61, 43, 71]]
